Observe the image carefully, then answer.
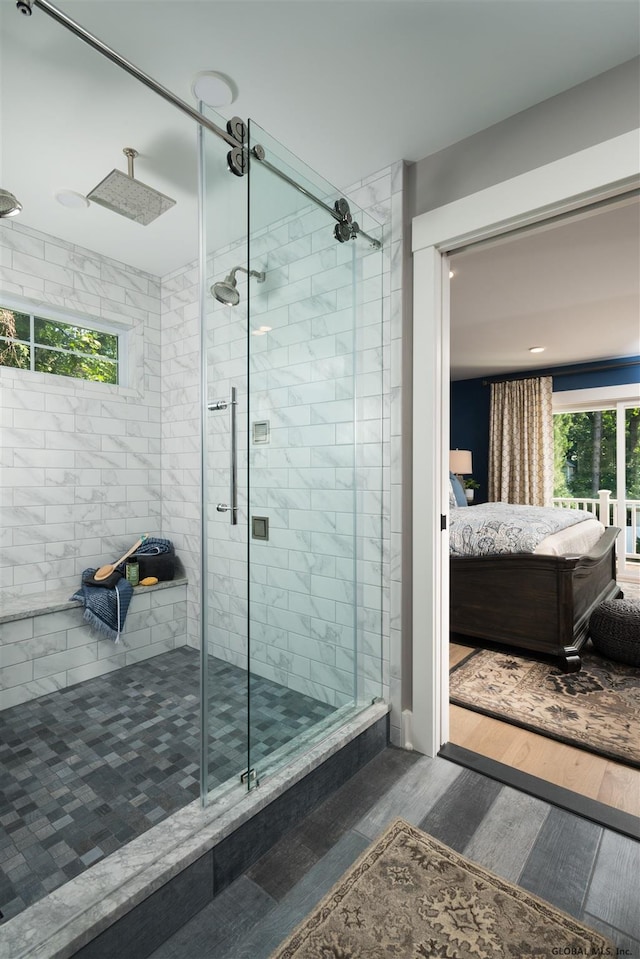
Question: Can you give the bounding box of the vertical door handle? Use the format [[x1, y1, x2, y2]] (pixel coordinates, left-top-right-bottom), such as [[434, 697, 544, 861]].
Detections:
[[208, 386, 238, 525]]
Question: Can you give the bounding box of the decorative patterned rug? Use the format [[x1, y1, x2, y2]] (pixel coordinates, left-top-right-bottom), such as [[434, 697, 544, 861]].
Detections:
[[450, 647, 640, 768], [269, 819, 613, 958]]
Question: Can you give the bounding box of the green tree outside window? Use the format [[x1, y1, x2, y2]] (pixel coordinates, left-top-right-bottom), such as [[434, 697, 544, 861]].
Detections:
[[0, 306, 119, 384], [554, 409, 640, 500]]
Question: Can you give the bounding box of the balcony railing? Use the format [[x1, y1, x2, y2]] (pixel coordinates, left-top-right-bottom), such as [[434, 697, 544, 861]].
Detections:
[[552, 490, 640, 562]]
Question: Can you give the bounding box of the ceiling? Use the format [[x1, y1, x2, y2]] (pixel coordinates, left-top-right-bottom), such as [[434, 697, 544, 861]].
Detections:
[[0, 1, 639, 376], [449, 197, 640, 380]]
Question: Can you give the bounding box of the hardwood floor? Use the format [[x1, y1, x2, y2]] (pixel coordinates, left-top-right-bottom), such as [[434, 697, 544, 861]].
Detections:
[[620, 576, 640, 598], [449, 643, 640, 820]]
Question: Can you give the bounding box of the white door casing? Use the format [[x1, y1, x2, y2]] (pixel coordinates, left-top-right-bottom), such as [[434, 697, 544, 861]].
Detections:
[[410, 129, 640, 757]]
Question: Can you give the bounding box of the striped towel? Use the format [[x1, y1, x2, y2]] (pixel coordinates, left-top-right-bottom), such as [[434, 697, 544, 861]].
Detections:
[[70, 570, 134, 643], [115, 536, 173, 573]]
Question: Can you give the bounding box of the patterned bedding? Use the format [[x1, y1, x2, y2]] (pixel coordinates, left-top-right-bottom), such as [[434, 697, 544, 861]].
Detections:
[[449, 502, 597, 557]]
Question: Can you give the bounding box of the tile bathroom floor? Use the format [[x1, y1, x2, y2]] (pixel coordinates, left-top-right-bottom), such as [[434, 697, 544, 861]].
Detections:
[[151, 746, 640, 959], [0, 647, 335, 924]]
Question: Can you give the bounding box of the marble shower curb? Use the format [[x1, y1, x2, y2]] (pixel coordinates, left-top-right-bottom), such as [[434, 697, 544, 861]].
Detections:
[[1, 702, 389, 959]]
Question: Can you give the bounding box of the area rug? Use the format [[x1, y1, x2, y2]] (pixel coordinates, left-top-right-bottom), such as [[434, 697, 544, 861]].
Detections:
[[269, 818, 613, 958], [450, 647, 640, 768]]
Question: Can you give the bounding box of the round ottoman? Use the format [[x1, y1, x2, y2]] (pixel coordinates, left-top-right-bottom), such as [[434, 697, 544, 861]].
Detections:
[[589, 598, 640, 666]]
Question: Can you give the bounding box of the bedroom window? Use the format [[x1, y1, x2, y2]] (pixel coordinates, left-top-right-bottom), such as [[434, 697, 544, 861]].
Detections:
[[0, 304, 119, 384], [553, 393, 640, 570], [554, 407, 640, 501], [553, 410, 619, 498]]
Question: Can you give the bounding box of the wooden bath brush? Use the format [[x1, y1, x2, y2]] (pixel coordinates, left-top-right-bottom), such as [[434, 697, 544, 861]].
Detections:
[[94, 534, 147, 582]]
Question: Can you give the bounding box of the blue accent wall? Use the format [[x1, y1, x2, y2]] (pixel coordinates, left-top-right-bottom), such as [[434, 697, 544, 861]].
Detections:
[[550, 355, 640, 392], [450, 378, 491, 503], [450, 356, 640, 502]]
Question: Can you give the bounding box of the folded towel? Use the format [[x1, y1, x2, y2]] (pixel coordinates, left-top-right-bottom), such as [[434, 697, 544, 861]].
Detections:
[[70, 569, 133, 643], [116, 536, 173, 569]]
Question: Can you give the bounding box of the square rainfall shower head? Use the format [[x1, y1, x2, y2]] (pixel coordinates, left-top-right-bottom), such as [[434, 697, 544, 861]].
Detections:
[[87, 168, 176, 226]]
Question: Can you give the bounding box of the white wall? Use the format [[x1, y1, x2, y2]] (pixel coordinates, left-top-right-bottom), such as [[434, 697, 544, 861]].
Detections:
[[410, 56, 640, 217], [0, 220, 163, 600]]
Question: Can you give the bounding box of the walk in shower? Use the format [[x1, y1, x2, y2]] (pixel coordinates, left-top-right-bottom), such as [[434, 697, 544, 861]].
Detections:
[[200, 110, 385, 797], [0, 0, 387, 948]]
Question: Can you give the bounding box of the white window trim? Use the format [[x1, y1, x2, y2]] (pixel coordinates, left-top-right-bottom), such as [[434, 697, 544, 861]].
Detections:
[[0, 292, 129, 388], [553, 382, 640, 412]]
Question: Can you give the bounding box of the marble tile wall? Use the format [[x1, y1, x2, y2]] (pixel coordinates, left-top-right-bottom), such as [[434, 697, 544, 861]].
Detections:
[[348, 162, 405, 746], [0, 160, 405, 742], [159, 260, 202, 650], [0, 221, 189, 702], [162, 162, 404, 726], [0, 220, 163, 604], [0, 583, 188, 709], [208, 223, 384, 708]]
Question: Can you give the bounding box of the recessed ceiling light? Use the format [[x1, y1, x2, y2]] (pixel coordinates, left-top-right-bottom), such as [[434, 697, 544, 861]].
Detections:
[[191, 71, 236, 107], [55, 190, 89, 209], [529, 346, 545, 353]]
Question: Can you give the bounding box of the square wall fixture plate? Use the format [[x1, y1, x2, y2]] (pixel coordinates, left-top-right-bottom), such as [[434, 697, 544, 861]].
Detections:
[[252, 516, 269, 541]]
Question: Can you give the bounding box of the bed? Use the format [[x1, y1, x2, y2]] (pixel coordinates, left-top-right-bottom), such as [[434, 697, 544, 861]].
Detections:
[[448, 476, 622, 672]]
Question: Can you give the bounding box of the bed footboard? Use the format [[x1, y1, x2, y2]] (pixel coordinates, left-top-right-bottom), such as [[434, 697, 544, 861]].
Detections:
[[450, 526, 621, 671]]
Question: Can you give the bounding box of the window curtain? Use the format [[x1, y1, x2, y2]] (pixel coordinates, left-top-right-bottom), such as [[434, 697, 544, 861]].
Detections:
[[488, 376, 554, 506]]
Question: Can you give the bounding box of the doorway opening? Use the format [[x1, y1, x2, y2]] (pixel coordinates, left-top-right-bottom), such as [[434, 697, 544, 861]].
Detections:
[[446, 204, 640, 821], [411, 130, 640, 821]]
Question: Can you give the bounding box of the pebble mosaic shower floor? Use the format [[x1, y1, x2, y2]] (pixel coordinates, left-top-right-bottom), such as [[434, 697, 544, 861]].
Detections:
[[0, 647, 335, 924]]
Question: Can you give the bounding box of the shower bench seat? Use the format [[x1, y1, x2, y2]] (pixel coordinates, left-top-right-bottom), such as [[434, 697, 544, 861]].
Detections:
[[0, 576, 187, 623], [0, 576, 189, 710]]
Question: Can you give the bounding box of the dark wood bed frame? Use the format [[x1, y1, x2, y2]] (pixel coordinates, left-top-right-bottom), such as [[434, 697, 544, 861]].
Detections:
[[450, 526, 622, 672]]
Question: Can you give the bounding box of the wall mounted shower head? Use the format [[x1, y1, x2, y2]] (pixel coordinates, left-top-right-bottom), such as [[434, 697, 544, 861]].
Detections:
[[87, 147, 176, 226], [211, 266, 266, 306], [0, 189, 23, 217], [212, 275, 241, 307], [16, 0, 33, 15]]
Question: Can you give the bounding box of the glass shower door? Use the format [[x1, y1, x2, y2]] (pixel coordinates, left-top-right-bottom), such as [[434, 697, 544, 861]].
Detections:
[[200, 107, 384, 799], [245, 120, 384, 785], [199, 107, 251, 799]]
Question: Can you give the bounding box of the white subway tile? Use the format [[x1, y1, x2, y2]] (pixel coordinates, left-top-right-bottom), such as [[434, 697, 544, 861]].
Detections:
[[2, 164, 398, 708]]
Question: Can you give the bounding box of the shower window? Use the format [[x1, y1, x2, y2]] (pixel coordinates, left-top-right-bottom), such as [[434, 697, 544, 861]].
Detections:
[[0, 302, 120, 384]]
